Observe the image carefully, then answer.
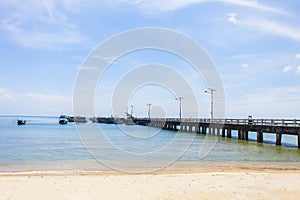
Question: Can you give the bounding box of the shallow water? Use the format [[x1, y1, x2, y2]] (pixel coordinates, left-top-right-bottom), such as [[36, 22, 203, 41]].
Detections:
[[0, 116, 299, 173]]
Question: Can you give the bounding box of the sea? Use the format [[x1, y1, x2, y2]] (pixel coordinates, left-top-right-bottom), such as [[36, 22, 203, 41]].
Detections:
[[0, 116, 299, 173]]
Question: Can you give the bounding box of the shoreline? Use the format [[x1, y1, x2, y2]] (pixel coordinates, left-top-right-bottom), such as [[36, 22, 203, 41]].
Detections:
[[1, 161, 300, 176]]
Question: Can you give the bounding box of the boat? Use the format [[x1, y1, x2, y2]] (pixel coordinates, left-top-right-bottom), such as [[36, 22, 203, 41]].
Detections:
[[59, 115, 68, 125], [115, 118, 125, 124], [105, 117, 116, 124], [17, 120, 26, 125], [95, 116, 117, 124], [125, 113, 135, 125], [59, 118, 68, 124], [125, 116, 135, 125], [90, 117, 98, 123], [67, 116, 75, 122], [65, 116, 87, 123], [74, 116, 87, 123]]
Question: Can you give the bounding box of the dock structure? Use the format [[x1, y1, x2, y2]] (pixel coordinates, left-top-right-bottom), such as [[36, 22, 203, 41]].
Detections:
[[135, 118, 300, 148]]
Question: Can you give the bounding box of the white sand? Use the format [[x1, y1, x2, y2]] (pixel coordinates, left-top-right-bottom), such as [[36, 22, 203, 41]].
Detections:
[[1, 171, 300, 200]]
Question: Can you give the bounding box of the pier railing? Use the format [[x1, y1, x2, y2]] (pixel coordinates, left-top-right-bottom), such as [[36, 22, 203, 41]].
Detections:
[[135, 118, 300, 147], [147, 118, 300, 127]]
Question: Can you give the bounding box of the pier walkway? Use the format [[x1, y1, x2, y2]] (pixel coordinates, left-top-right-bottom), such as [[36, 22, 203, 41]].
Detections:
[[135, 118, 300, 148]]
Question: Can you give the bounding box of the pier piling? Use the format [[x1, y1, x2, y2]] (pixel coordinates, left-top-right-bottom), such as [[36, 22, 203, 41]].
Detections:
[[257, 131, 263, 143], [276, 133, 282, 146], [298, 133, 300, 148], [227, 129, 231, 138], [222, 128, 226, 137]]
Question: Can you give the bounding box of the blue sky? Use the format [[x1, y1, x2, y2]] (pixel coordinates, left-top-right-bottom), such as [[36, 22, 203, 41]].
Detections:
[[0, 0, 300, 118]]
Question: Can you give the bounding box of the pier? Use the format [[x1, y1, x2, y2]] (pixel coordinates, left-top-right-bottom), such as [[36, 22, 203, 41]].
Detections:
[[135, 118, 300, 148]]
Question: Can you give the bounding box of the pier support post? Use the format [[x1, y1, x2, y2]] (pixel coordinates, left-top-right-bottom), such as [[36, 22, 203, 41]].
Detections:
[[244, 131, 249, 140], [298, 133, 300, 148], [222, 128, 226, 137], [241, 130, 245, 140], [197, 126, 200, 133], [163, 124, 167, 129], [238, 130, 242, 139], [257, 131, 263, 143], [227, 129, 231, 138], [276, 133, 282, 146], [203, 127, 207, 134]]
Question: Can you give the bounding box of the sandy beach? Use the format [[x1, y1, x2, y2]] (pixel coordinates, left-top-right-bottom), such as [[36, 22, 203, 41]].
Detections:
[[1, 162, 300, 200]]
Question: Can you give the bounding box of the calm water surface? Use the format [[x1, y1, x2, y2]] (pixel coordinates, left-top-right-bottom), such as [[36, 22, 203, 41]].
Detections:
[[0, 116, 299, 172]]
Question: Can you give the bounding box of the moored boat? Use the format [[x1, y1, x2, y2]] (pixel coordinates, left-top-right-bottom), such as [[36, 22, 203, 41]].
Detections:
[[74, 116, 87, 123], [59, 115, 68, 125], [17, 120, 26, 125], [59, 118, 68, 124], [67, 116, 75, 122]]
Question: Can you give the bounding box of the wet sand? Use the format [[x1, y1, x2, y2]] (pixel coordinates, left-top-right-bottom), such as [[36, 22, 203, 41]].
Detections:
[[1, 162, 300, 200]]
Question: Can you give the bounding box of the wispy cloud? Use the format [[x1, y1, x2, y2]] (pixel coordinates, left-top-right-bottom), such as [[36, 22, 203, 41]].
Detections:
[[228, 86, 300, 118], [120, 0, 285, 14], [0, 88, 12, 99], [0, 0, 85, 49], [228, 14, 300, 42], [242, 63, 248, 68], [91, 55, 118, 64], [22, 92, 69, 101], [297, 66, 300, 74], [227, 13, 239, 24], [283, 65, 293, 73], [282, 65, 300, 74], [223, 0, 285, 14], [0, 89, 72, 115], [81, 66, 100, 71], [295, 53, 300, 59]]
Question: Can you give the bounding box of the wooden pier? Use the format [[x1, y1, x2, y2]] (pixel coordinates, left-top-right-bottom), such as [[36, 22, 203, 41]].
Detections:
[[135, 118, 300, 148]]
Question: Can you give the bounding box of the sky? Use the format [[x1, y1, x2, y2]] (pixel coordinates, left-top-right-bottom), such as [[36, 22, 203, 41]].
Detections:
[[0, 0, 300, 118]]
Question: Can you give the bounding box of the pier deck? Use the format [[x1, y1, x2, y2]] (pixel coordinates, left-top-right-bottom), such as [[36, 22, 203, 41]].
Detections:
[[135, 118, 300, 148]]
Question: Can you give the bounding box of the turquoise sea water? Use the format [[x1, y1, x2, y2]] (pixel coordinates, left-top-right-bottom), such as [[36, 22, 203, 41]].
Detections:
[[0, 116, 299, 173]]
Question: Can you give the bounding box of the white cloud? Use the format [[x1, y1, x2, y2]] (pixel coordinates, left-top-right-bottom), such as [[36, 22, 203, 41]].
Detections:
[[2, 21, 84, 49], [23, 92, 68, 101], [230, 16, 300, 42], [0, 0, 84, 49], [227, 13, 238, 24], [296, 66, 300, 74], [0, 88, 12, 99], [283, 65, 293, 73], [0, 90, 72, 115], [228, 86, 300, 118], [81, 66, 100, 71], [91, 55, 118, 64], [242, 63, 248, 68], [224, 0, 285, 14], [120, 0, 201, 12], [295, 53, 300, 59], [120, 0, 285, 14], [282, 65, 300, 74]]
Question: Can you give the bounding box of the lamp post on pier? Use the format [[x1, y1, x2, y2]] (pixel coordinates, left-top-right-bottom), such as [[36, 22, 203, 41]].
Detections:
[[146, 103, 152, 119], [175, 97, 183, 120], [130, 105, 134, 117], [204, 88, 217, 122]]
